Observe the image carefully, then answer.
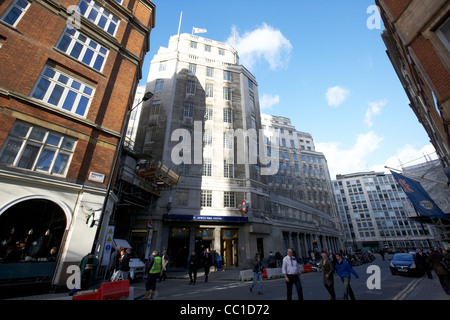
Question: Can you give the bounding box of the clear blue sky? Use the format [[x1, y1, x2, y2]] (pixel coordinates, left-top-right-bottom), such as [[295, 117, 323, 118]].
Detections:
[[139, 0, 437, 178]]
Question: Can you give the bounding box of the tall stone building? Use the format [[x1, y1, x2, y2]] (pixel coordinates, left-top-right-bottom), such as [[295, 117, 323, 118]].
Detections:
[[0, 0, 155, 297], [134, 33, 342, 268]]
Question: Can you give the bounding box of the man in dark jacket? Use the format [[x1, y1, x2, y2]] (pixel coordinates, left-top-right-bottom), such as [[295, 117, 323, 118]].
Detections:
[[318, 252, 336, 300], [108, 246, 122, 280], [201, 248, 213, 282], [188, 251, 200, 285], [415, 248, 432, 279], [426, 249, 450, 295]]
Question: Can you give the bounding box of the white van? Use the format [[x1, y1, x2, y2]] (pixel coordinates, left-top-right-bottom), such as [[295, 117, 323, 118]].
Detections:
[[112, 239, 146, 281]]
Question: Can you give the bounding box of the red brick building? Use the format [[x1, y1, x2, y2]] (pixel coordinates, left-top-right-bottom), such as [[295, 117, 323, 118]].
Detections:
[[0, 0, 155, 297], [376, 0, 450, 169]]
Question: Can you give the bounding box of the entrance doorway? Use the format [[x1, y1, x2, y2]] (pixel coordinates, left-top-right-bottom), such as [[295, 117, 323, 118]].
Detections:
[[167, 227, 189, 269], [0, 198, 67, 298], [221, 229, 238, 267], [222, 239, 238, 267]]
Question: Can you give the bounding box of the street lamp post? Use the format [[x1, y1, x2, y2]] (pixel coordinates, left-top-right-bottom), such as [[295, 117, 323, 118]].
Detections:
[[84, 91, 153, 284]]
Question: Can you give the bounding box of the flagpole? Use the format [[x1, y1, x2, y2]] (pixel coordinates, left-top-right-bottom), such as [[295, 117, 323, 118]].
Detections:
[[385, 166, 448, 186], [177, 11, 182, 36], [413, 207, 433, 248]]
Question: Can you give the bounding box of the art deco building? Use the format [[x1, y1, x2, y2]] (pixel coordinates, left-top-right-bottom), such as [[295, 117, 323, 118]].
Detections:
[[134, 33, 342, 268], [0, 0, 155, 297]]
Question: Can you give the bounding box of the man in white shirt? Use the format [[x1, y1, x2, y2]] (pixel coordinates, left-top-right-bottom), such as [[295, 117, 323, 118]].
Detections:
[[282, 248, 303, 300]]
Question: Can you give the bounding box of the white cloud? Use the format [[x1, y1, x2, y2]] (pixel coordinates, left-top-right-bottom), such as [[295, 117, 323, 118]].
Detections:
[[364, 99, 387, 127], [227, 23, 292, 71], [316, 131, 384, 179], [260, 93, 280, 110], [325, 86, 350, 107], [370, 144, 438, 173]]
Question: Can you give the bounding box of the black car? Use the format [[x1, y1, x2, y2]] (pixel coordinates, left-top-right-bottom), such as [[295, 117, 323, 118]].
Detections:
[[389, 253, 424, 277]]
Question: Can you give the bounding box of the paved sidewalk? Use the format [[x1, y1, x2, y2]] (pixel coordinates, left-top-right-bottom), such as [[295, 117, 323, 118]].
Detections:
[[5, 266, 450, 300], [6, 267, 244, 300]]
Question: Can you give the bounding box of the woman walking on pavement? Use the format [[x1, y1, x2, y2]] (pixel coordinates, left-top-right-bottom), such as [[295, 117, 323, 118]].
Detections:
[[249, 253, 264, 295], [335, 253, 359, 300]]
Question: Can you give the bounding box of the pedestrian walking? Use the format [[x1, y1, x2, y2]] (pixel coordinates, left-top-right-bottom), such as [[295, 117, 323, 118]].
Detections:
[[143, 250, 161, 299], [268, 251, 276, 268], [318, 252, 336, 300], [281, 248, 303, 300], [249, 253, 264, 295], [415, 248, 432, 279], [275, 251, 282, 268], [426, 249, 450, 295], [118, 248, 131, 280], [335, 253, 359, 300], [108, 246, 122, 281], [160, 249, 169, 281], [379, 248, 385, 261], [188, 251, 199, 285], [79, 253, 99, 290], [201, 248, 213, 282]]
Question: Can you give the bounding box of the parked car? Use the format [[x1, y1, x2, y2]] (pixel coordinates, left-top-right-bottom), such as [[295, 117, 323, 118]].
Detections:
[[389, 253, 424, 277], [112, 239, 146, 281]]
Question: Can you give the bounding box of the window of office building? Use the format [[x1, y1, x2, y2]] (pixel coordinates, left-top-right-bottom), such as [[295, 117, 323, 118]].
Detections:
[[224, 191, 235, 208], [186, 80, 196, 95], [223, 108, 232, 123], [202, 158, 212, 176], [201, 190, 212, 207], [224, 160, 234, 178]]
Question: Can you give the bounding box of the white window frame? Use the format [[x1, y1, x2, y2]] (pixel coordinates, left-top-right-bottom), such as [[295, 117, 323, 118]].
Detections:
[[155, 79, 164, 92], [78, 0, 120, 37], [202, 158, 212, 176], [203, 130, 212, 148], [31, 65, 95, 118], [224, 160, 234, 178], [186, 80, 196, 95], [0, 121, 76, 177], [201, 190, 212, 207], [223, 108, 232, 123], [224, 191, 235, 208], [206, 67, 214, 78], [188, 63, 196, 75], [223, 131, 233, 149], [436, 16, 450, 51], [223, 87, 231, 101], [55, 27, 109, 72], [0, 0, 30, 28], [223, 71, 231, 81], [183, 102, 194, 118], [205, 83, 214, 98], [204, 106, 213, 121]]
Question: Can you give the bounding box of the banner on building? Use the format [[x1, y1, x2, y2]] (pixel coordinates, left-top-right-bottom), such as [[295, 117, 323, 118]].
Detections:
[[391, 170, 448, 219]]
